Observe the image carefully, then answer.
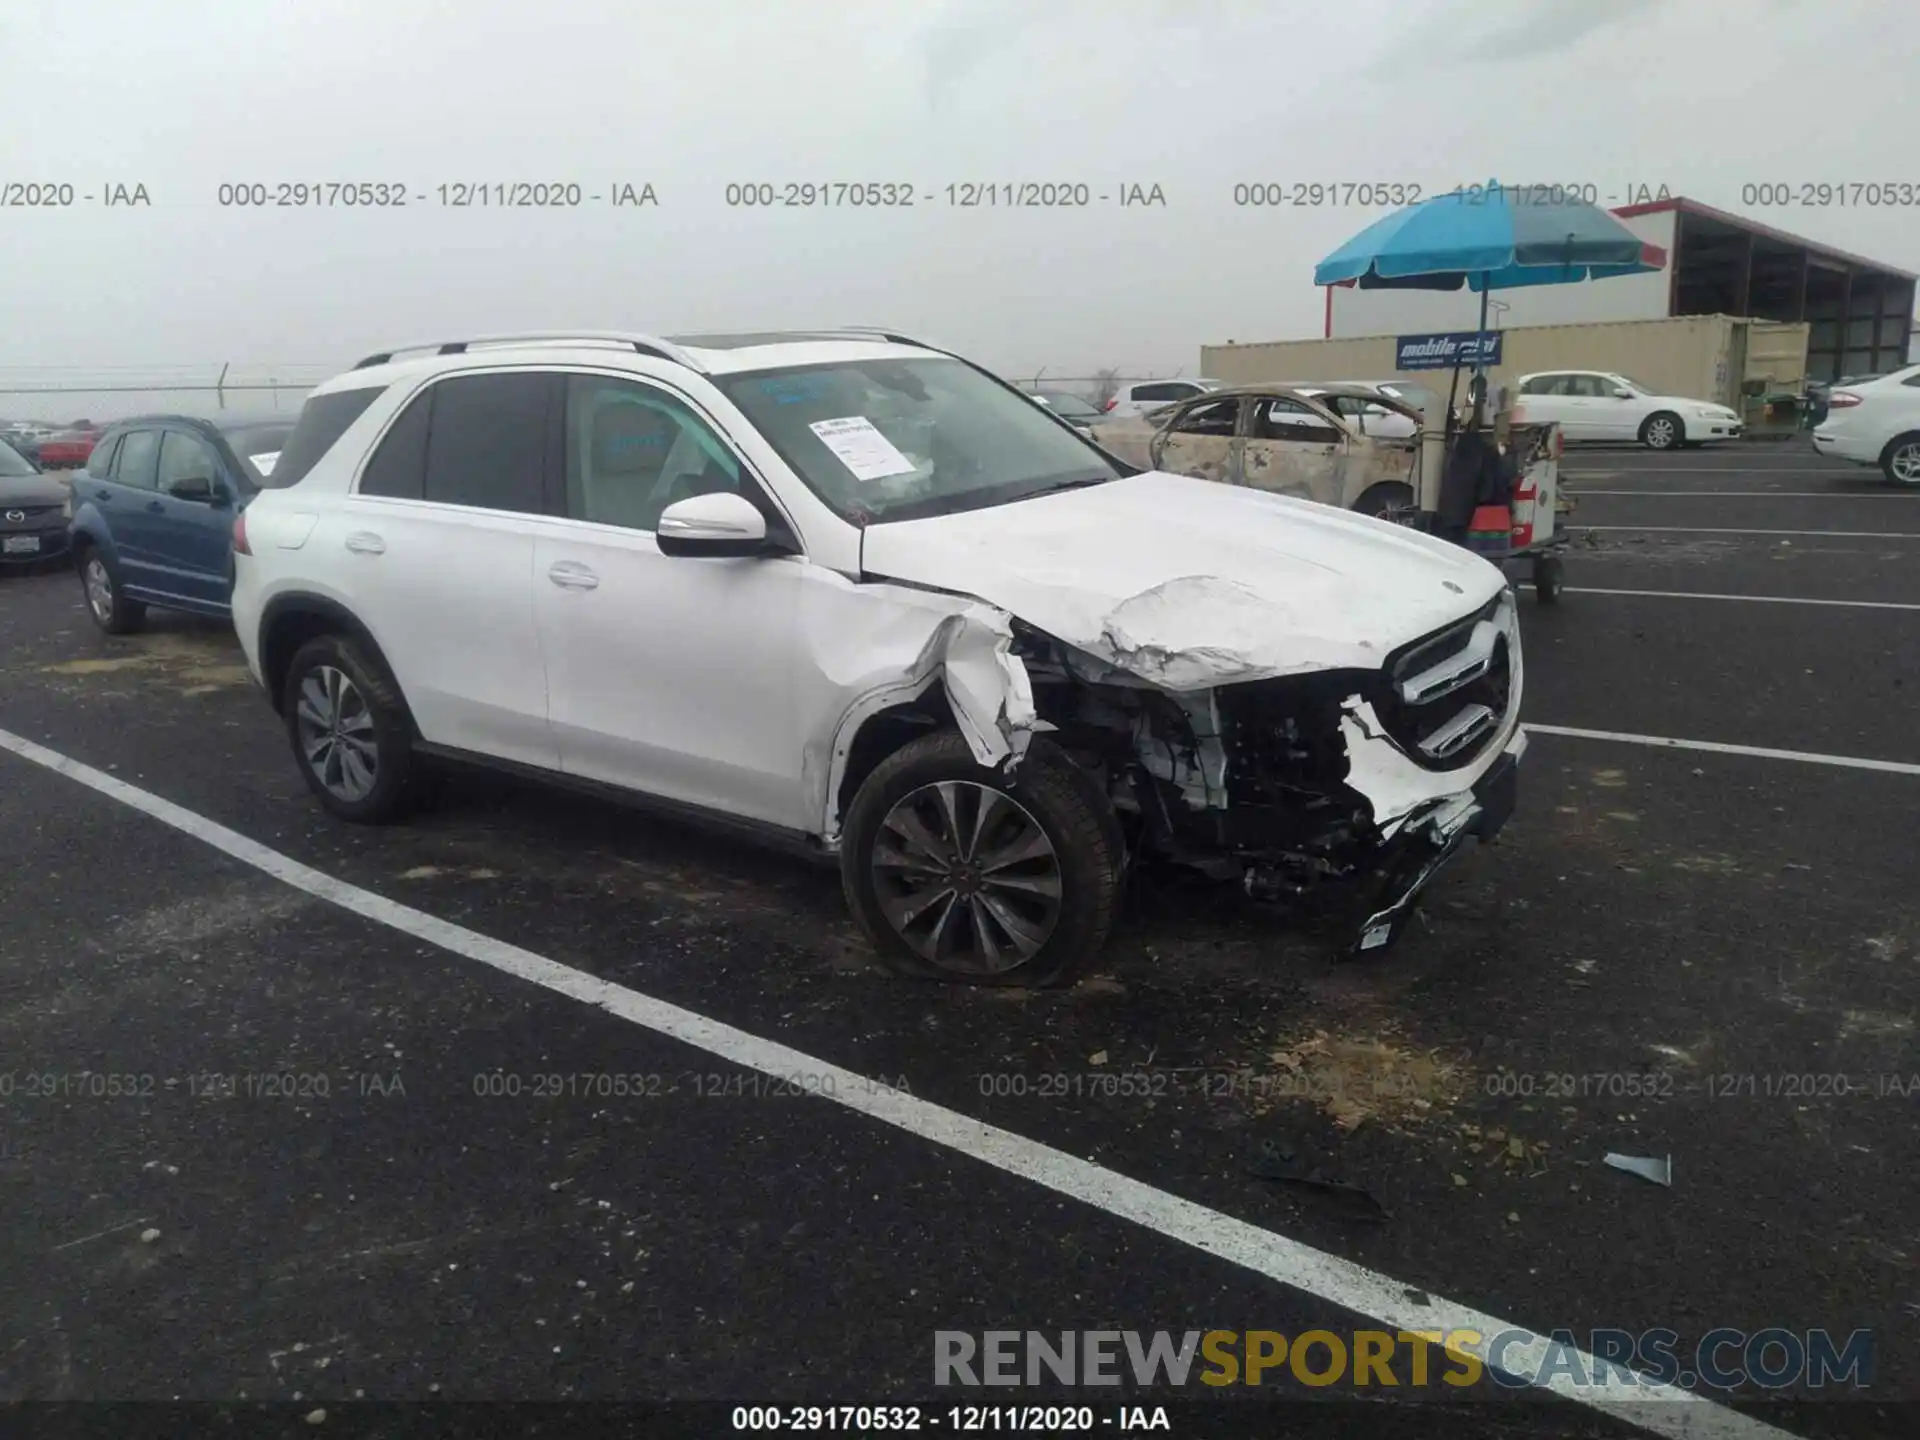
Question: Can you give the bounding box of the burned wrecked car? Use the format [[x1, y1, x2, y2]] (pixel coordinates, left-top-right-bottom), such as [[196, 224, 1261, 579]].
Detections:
[[1097, 383, 1430, 520], [231, 330, 1522, 990]]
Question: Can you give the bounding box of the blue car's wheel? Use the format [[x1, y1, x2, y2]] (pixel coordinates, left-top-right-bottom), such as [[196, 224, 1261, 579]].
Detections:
[[77, 545, 145, 635]]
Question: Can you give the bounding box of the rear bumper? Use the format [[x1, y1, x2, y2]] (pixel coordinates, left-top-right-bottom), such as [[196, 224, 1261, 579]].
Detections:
[[1810, 429, 1877, 463]]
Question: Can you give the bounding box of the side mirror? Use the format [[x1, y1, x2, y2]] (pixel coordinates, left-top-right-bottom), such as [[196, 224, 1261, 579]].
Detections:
[[656, 490, 783, 559], [167, 474, 217, 502], [1612, 388, 1634, 399]]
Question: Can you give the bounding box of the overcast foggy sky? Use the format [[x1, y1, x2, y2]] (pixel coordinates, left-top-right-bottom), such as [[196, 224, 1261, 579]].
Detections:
[[2, 0, 1916, 416]]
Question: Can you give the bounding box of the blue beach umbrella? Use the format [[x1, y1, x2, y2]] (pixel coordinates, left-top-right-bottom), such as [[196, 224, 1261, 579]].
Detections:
[[1314, 180, 1668, 291], [1315, 181, 1669, 421]]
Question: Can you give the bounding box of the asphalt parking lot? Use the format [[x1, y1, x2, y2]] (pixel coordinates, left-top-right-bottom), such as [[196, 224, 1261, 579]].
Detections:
[[2, 441, 1916, 1438]]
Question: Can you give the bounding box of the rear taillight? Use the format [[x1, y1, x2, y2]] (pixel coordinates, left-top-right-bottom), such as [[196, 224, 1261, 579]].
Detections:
[[232, 511, 251, 555], [1103, 398, 1118, 412], [1828, 391, 1863, 409]]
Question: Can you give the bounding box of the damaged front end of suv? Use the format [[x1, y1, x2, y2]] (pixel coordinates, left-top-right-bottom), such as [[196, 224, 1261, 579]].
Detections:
[[1007, 587, 1525, 954]]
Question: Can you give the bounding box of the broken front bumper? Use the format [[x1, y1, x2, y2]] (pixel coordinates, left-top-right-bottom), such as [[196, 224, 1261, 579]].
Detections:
[[1350, 728, 1525, 953]]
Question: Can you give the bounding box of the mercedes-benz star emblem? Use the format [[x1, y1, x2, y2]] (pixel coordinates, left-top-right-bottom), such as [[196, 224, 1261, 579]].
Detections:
[[3, 510, 25, 524]]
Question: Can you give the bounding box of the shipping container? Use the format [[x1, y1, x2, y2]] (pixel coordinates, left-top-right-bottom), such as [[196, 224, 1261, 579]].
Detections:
[[1202, 314, 1810, 416]]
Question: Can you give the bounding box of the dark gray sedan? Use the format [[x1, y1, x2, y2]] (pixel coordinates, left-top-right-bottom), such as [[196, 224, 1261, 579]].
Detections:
[[1, 439, 72, 568]]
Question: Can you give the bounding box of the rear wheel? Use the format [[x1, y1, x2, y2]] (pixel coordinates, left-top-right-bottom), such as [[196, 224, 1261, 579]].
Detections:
[[1640, 412, 1683, 450], [1881, 433, 1920, 486], [841, 733, 1121, 986], [282, 634, 419, 824], [1354, 481, 1417, 525], [78, 547, 144, 634]]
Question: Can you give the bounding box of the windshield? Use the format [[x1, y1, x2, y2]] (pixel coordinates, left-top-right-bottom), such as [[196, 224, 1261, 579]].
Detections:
[[1033, 391, 1099, 419], [0, 439, 36, 475], [718, 357, 1120, 524]]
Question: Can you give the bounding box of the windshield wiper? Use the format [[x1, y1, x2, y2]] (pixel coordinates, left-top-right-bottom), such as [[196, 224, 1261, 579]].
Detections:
[[1015, 476, 1113, 499]]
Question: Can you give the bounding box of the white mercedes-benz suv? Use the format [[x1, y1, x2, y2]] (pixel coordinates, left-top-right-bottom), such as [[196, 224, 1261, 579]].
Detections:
[[231, 330, 1525, 985]]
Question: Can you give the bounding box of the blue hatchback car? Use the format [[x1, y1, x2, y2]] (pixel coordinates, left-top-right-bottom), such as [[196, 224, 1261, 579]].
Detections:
[[68, 413, 292, 633]]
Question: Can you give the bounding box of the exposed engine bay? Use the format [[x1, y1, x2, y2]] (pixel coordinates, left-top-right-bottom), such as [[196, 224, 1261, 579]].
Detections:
[[999, 589, 1524, 951]]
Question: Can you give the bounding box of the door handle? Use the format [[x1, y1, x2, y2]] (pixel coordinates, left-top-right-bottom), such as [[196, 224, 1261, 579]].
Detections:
[[146, 500, 164, 513], [547, 561, 599, 590], [94, 489, 112, 501], [345, 531, 386, 555]]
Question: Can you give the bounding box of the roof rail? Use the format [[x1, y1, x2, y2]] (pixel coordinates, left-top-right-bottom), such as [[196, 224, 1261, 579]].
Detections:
[[352, 331, 704, 372], [829, 326, 943, 351]]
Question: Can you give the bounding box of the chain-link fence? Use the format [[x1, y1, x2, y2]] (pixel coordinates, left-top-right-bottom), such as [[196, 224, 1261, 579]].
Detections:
[[0, 365, 337, 431], [999, 368, 1209, 407], [0, 362, 1208, 427]]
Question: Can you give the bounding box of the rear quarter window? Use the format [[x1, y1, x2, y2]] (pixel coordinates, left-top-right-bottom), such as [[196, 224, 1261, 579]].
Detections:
[[260, 385, 386, 489]]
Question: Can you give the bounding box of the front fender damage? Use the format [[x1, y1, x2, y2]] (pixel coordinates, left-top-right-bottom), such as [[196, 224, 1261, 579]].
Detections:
[[815, 590, 1044, 848], [922, 607, 1042, 771]]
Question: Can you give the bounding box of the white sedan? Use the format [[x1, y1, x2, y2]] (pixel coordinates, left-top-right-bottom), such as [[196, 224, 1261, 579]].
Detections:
[[1513, 370, 1743, 450], [1811, 363, 1920, 485]]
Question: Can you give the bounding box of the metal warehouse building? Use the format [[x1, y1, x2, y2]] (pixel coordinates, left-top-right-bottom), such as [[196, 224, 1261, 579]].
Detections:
[[1205, 196, 1916, 416]]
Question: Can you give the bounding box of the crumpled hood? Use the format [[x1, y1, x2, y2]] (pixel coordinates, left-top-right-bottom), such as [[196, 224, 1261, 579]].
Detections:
[[860, 471, 1508, 690]]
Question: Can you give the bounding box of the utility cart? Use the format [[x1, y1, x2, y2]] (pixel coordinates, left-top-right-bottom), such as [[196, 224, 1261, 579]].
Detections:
[[1403, 391, 1570, 602]]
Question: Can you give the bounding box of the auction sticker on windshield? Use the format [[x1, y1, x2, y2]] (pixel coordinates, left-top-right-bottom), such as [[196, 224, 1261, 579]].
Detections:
[[808, 416, 917, 481]]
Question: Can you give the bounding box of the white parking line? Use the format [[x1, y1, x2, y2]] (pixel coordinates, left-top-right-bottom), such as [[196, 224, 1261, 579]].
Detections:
[[1519, 585, 1920, 611], [1525, 724, 1920, 777], [0, 725, 1798, 1440], [1576, 526, 1920, 539], [1565, 468, 1862, 477]]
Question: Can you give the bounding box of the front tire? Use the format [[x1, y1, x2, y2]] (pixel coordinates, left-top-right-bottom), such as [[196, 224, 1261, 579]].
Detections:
[[1881, 433, 1920, 486], [1640, 412, 1683, 450], [841, 733, 1121, 986], [282, 634, 419, 824], [78, 547, 145, 635]]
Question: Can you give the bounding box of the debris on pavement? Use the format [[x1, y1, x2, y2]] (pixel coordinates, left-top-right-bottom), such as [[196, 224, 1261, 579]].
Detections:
[[1245, 1134, 1388, 1222], [1604, 1152, 1673, 1187], [1250, 1030, 1461, 1132]]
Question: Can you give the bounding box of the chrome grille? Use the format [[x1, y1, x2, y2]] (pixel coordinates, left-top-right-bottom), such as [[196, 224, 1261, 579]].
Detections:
[[1373, 596, 1513, 771]]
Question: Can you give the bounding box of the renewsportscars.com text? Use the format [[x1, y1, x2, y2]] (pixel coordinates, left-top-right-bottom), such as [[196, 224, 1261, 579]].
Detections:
[[933, 1328, 1873, 1392]]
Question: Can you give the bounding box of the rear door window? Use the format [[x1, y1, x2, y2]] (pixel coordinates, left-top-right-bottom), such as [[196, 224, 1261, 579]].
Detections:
[[1252, 398, 1343, 445], [1167, 398, 1241, 436], [421, 372, 554, 514]]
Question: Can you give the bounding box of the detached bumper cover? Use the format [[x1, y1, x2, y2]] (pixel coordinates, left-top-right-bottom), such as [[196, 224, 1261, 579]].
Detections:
[[1352, 729, 1525, 952]]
